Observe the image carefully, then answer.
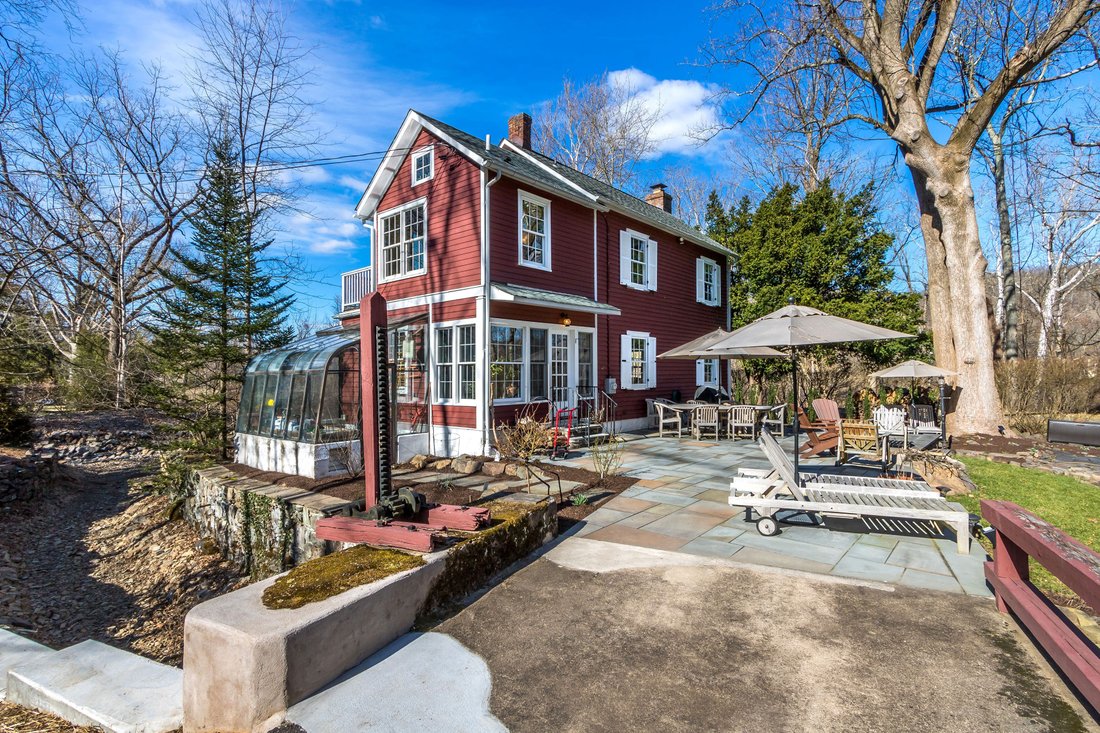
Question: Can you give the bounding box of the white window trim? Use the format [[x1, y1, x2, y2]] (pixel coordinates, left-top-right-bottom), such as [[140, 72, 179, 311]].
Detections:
[[410, 145, 434, 187], [517, 189, 552, 271], [621, 330, 657, 391], [620, 228, 657, 292], [696, 358, 719, 387], [432, 319, 477, 406], [375, 197, 428, 284], [488, 319, 596, 405], [697, 256, 720, 306]]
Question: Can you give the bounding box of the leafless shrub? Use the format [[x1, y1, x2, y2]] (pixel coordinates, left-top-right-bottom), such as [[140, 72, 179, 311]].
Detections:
[[995, 357, 1100, 434], [586, 407, 623, 480]]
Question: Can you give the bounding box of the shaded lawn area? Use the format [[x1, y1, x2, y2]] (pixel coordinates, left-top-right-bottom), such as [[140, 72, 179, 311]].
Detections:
[[957, 456, 1100, 610]]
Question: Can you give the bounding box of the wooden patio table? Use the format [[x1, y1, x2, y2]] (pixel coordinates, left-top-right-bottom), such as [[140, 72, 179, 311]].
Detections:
[[664, 404, 774, 438]]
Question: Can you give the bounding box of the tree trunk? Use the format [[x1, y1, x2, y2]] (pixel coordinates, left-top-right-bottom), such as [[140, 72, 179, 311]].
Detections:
[[907, 151, 1006, 435], [989, 132, 1019, 359]]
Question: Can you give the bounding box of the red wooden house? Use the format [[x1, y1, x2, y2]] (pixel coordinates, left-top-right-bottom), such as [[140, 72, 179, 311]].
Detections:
[[341, 109, 730, 461], [236, 110, 731, 474]]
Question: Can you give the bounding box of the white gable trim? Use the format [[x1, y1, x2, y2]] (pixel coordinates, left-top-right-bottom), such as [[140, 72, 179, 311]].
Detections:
[[355, 111, 487, 220]]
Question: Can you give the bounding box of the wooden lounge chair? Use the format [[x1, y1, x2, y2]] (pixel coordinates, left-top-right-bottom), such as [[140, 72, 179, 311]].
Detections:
[[728, 428, 971, 553], [797, 406, 838, 457]]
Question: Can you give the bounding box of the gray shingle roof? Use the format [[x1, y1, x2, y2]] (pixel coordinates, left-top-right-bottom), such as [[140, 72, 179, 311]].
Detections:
[[418, 112, 726, 254]]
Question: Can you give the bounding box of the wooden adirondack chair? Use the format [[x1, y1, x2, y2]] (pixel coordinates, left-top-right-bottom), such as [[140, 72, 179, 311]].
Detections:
[[797, 406, 838, 457]]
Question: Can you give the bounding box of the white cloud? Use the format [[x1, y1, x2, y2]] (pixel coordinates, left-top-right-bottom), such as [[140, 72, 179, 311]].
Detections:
[[607, 68, 720, 158]]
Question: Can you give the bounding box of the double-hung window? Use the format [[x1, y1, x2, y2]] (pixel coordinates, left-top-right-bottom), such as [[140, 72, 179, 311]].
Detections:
[[620, 331, 656, 390], [411, 146, 434, 186], [434, 324, 476, 403], [490, 325, 524, 401], [619, 230, 657, 291], [697, 257, 720, 306], [696, 358, 718, 386], [379, 200, 426, 281], [518, 191, 550, 270]]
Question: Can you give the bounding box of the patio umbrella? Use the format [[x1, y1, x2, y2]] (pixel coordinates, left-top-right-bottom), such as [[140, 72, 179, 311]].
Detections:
[[656, 328, 784, 360], [871, 360, 956, 444], [869, 359, 955, 380], [705, 305, 912, 482]]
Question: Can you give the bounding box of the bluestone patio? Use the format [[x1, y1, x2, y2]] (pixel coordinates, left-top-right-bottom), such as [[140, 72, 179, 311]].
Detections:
[[558, 434, 990, 596]]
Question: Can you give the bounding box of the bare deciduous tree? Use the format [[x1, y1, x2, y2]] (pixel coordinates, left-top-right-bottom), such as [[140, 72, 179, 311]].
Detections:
[[705, 0, 1100, 434], [1018, 142, 1100, 357], [0, 52, 197, 406], [533, 72, 659, 191]]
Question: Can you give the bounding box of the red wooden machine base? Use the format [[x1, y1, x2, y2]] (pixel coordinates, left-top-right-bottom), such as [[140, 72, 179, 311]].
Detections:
[[315, 516, 439, 552], [421, 504, 491, 531], [315, 503, 492, 552]]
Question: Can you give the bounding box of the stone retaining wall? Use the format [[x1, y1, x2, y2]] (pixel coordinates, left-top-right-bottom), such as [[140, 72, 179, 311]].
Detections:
[[185, 467, 354, 579], [0, 453, 58, 504]]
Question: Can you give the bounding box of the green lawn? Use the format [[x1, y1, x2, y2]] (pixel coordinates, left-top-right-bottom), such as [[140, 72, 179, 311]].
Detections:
[[957, 456, 1100, 607]]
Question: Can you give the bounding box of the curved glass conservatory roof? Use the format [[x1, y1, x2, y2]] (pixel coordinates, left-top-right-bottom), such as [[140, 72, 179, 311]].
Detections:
[[236, 330, 361, 445]]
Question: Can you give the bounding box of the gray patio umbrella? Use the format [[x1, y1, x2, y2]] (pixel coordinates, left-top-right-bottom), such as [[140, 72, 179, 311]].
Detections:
[[657, 328, 784, 360], [705, 305, 912, 482]]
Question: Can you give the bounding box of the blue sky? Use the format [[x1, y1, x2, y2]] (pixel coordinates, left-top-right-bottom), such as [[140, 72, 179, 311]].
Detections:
[[47, 0, 739, 324]]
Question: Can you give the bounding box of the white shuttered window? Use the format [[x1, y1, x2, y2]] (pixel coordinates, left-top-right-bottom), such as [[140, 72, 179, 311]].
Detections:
[[696, 257, 719, 306], [619, 230, 657, 291], [620, 332, 657, 390]]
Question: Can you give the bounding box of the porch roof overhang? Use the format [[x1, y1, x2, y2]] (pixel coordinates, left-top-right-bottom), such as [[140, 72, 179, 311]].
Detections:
[[490, 282, 622, 316]]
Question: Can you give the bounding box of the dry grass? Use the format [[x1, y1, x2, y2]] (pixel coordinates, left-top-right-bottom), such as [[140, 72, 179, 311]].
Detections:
[[0, 701, 102, 733], [261, 546, 425, 610]]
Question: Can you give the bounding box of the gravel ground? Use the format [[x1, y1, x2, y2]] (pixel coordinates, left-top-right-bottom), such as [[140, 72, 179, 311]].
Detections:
[[0, 454, 246, 666]]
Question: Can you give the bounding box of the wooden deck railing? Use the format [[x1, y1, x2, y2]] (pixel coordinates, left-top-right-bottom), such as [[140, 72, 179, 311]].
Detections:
[[982, 500, 1100, 711]]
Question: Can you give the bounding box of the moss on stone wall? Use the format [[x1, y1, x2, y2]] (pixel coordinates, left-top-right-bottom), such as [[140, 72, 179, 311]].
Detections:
[[262, 546, 425, 610], [419, 498, 556, 619]]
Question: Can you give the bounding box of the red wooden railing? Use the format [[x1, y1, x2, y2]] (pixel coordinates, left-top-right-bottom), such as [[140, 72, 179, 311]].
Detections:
[[982, 500, 1100, 711]]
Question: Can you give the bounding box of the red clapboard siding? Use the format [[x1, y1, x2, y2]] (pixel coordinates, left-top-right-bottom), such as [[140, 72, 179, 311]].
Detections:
[[432, 404, 476, 428], [489, 177, 596, 298], [434, 298, 477, 322], [374, 129, 481, 301], [594, 209, 728, 421]]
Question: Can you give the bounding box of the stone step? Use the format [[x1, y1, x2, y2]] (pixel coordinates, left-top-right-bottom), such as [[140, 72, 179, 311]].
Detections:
[[5, 639, 182, 733], [0, 629, 53, 700]]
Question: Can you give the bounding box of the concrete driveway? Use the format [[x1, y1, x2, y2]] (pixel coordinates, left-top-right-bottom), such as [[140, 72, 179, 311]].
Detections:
[[432, 538, 1093, 733]]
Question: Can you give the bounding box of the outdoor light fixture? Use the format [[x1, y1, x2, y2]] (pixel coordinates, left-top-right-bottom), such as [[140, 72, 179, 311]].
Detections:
[[559, 312, 572, 327]]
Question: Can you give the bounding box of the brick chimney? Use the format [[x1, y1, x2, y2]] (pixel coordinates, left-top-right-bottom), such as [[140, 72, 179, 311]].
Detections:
[[508, 112, 532, 149], [645, 183, 673, 213]]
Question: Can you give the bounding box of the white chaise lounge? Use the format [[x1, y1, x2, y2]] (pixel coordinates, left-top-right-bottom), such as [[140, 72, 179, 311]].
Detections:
[[729, 428, 972, 553]]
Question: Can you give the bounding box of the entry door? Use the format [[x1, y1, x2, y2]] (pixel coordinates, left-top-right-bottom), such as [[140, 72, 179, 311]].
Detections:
[[550, 331, 572, 410]]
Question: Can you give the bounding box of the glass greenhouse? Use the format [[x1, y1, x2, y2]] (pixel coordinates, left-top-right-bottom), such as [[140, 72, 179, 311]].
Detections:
[[237, 330, 361, 444], [234, 320, 431, 478]]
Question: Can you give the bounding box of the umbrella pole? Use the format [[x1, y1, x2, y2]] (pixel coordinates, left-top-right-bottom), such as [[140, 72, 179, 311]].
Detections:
[[791, 348, 799, 485]]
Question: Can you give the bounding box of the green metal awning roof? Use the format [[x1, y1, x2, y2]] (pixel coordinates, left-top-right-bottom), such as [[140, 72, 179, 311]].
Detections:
[[490, 282, 621, 316]]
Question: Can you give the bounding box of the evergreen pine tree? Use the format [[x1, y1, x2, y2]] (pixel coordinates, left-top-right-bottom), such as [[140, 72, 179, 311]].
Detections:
[[152, 136, 294, 457]]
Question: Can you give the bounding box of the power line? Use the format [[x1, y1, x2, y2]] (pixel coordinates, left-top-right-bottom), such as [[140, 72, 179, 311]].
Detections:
[[4, 144, 428, 183]]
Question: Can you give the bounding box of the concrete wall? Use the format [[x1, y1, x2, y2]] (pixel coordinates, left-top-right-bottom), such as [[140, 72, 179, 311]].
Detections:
[[183, 495, 557, 733], [186, 467, 355, 579], [235, 434, 361, 479]]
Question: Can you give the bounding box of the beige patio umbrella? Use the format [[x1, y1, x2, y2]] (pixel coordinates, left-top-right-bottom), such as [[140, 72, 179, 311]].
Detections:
[[705, 304, 912, 481], [657, 328, 784, 360], [869, 359, 955, 380], [871, 360, 956, 444]]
